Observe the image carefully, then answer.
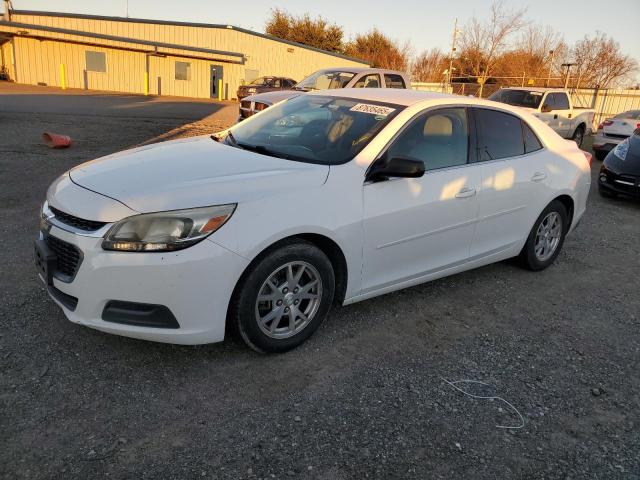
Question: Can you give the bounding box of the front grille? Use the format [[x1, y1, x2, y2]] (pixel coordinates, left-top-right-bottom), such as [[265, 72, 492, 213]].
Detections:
[[50, 206, 106, 232], [46, 235, 82, 280]]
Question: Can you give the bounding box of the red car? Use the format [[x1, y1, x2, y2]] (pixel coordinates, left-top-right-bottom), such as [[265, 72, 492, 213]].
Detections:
[[236, 76, 297, 100]]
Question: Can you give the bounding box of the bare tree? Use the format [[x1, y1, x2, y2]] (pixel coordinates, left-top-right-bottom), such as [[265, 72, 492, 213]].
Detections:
[[571, 33, 638, 89], [411, 48, 447, 82], [457, 0, 527, 93]]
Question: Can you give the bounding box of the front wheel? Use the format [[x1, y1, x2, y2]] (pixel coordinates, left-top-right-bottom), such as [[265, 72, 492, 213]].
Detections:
[[230, 240, 335, 353], [519, 200, 568, 271]]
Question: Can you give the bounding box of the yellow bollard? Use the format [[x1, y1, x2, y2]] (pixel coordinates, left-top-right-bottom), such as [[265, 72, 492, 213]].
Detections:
[[218, 78, 223, 101], [59, 63, 66, 90], [144, 71, 149, 96]]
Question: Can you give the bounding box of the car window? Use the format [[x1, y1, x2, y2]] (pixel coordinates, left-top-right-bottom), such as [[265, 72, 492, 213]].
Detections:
[[384, 74, 406, 89], [614, 110, 640, 120], [543, 93, 556, 110], [522, 121, 543, 153], [273, 79, 281, 88], [475, 108, 525, 160], [353, 74, 381, 88], [553, 93, 570, 110], [489, 90, 544, 108], [386, 108, 469, 171], [297, 71, 356, 90]]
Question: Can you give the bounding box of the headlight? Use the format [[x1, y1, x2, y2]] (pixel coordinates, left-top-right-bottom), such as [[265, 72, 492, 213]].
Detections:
[[613, 138, 629, 161], [102, 204, 236, 252]]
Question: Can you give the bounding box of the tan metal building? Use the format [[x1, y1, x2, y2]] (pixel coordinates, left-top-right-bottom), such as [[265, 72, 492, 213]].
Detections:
[[0, 9, 367, 99]]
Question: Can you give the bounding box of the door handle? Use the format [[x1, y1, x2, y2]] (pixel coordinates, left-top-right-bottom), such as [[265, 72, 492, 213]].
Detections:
[[455, 187, 476, 199], [553, 114, 558, 119], [531, 172, 547, 182]]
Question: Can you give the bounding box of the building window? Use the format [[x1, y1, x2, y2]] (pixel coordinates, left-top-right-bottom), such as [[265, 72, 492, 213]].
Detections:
[[85, 51, 106, 73], [175, 61, 191, 81]]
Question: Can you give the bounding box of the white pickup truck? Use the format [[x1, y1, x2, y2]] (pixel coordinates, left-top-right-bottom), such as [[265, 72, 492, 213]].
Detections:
[[489, 88, 595, 147]]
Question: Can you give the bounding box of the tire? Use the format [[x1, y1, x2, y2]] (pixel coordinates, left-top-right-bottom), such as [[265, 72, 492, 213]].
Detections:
[[519, 200, 568, 271], [594, 149, 607, 161], [572, 125, 585, 147], [230, 240, 335, 353]]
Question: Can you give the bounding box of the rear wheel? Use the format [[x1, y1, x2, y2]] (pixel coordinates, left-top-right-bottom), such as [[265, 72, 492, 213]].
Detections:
[[519, 200, 568, 271], [572, 125, 585, 147], [230, 241, 335, 353]]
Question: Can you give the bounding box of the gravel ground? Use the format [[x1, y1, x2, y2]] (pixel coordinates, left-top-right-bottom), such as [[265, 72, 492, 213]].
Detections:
[[1, 83, 639, 479]]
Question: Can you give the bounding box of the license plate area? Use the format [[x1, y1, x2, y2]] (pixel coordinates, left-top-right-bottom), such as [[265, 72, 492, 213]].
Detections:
[[34, 238, 56, 286]]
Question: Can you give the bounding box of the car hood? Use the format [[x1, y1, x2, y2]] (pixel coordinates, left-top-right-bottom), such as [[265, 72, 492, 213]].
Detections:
[[69, 135, 329, 213], [243, 90, 303, 105]]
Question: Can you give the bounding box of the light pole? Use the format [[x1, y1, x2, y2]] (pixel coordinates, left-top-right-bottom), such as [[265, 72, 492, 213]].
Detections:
[[546, 49, 555, 87], [447, 18, 460, 90], [562, 62, 576, 89]]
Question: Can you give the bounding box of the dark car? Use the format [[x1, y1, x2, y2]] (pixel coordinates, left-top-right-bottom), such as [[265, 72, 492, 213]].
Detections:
[[236, 76, 297, 100], [599, 128, 640, 199]]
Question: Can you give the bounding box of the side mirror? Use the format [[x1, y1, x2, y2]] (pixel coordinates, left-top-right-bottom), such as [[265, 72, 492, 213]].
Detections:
[[367, 157, 425, 182], [541, 104, 553, 113]]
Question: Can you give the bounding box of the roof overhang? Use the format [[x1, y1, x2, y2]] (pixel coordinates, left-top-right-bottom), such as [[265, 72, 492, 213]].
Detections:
[[0, 20, 247, 64]]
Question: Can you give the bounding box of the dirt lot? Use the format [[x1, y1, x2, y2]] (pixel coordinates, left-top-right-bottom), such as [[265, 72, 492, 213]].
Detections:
[[1, 83, 639, 479]]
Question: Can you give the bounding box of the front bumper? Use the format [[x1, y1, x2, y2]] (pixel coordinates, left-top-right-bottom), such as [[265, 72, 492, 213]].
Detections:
[[598, 168, 640, 198], [37, 223, 249, 344]]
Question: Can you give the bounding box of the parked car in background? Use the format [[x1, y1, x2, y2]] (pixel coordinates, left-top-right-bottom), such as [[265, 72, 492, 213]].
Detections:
[[238, 67, 410, 121], [236, 76, 297, 100], [599, 128, 640, 199], [36, 89, 590, 352], [593, 110, 640, 160], [489, 87, 595, 147]]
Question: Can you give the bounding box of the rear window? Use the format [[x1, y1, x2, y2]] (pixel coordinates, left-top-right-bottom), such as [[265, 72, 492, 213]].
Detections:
[[614, 110, 640, 120], [384, 74, 406, 89], [489, 89, 544, 109], [476, 108, 525, 160]]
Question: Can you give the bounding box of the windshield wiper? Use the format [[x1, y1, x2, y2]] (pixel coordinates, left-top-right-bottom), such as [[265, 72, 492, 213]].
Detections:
[[236, 142, 298, 161]]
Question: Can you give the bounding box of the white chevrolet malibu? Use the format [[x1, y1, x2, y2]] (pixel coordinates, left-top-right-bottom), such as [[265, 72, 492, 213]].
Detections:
[[35, 90, 591, 352]]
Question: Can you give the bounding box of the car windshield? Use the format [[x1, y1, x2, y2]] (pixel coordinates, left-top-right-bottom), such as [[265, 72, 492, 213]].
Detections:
[[295, 71, 356, 91], [223, 94, 404, 165], [489, 89, 544, 108], [249, 77, 271, 86]]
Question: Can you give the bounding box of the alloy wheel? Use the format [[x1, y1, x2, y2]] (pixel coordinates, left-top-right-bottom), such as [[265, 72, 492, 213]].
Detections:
[[534, 211, 563, 262], [255, 261, 323, 339]]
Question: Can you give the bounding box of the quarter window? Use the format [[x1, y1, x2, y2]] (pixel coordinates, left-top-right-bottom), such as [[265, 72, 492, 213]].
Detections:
[[353, 74, 381, 88], [522, 121, 543, 153], [175, 61, 191, 81], [475, 109, 525, 160], [85, 51, 106, 73], [384, 74, 406, 89], [387, 108, 469, 170]]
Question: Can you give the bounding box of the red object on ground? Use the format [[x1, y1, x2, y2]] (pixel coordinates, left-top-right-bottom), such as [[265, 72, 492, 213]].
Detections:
[[42, 132, 72, 148]]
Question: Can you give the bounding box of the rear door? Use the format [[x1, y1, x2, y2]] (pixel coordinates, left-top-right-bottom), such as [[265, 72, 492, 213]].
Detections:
[[471, 108, 551, 257]]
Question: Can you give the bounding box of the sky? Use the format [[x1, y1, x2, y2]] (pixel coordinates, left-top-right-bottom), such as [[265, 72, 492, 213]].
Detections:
[[5, 0, 640, 69]]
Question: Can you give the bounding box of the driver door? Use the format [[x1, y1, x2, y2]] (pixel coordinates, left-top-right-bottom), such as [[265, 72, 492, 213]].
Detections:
[[361, 107, 481, 294]]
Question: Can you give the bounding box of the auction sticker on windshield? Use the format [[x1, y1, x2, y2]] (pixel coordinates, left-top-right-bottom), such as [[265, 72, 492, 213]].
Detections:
[[350, 103, 396, 116]]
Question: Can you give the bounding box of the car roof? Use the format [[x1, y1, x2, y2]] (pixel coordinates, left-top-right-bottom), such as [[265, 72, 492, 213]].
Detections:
[[316, 67, 406, 75], [309, 88, 462, 106]]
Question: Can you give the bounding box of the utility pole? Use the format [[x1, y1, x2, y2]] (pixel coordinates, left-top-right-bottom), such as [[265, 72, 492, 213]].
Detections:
[[562, 62, 576, 89], [447, 18, 459, 91], [546, 49, 555, 87]]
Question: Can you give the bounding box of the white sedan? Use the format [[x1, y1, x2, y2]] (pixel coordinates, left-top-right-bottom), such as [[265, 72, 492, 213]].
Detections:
[[593, 110, 640, 160], [35, 89, 591, 352]]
